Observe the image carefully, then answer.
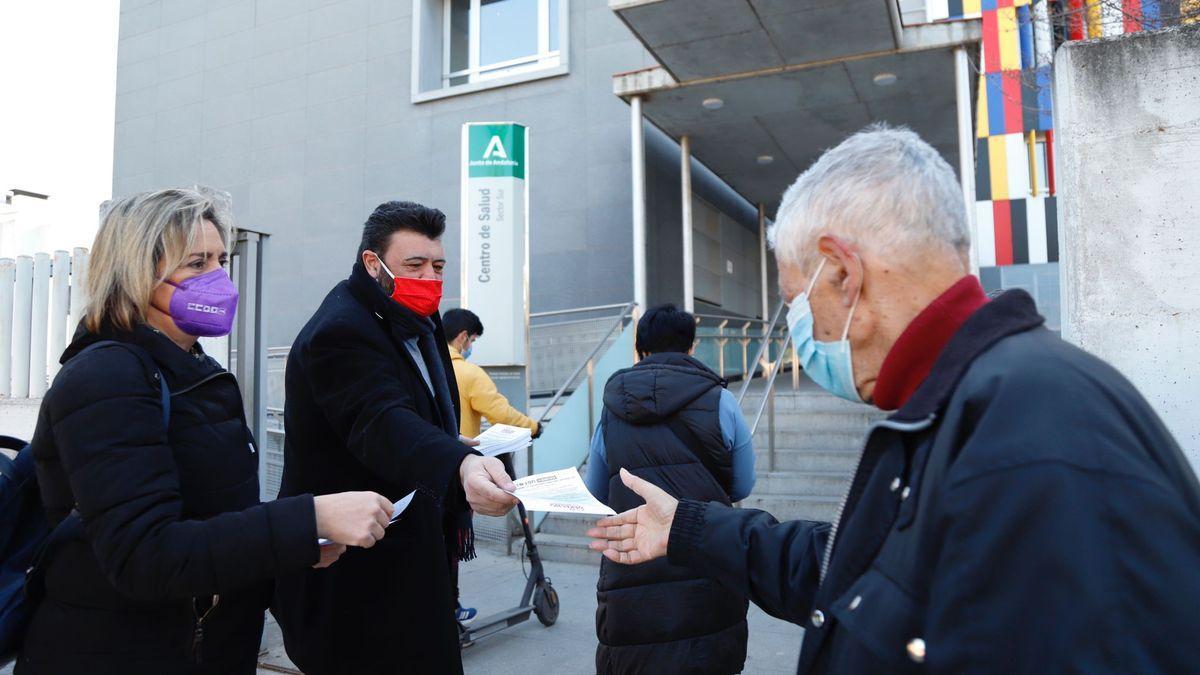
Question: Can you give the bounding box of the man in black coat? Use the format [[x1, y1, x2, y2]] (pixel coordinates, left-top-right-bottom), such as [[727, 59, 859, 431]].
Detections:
[[273, 201, 518, 674], [589, 127, 1200, 673]]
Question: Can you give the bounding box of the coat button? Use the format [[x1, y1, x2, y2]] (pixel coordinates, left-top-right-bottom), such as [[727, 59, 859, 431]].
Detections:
[[907, 638, 926, 663], [848, 595, 862, 611], [900, 486, 912, 501], [810, 610, 825, 628], [890, 477, 901, 492]]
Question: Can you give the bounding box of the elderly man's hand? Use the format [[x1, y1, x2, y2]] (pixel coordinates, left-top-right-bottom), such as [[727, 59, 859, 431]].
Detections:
[[587, 468, 678, 564], [459, 454, 518, 516]]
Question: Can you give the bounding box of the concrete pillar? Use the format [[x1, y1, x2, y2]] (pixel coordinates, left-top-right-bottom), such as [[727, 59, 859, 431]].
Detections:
[[0, 258, 13, 396], [49, 250, 70, 380], [758, 203, 769, 320], [11, 256, 32, 397], [954, 45, 979, 275], [680, 134, 694, 313], [30, 253, 50, 397], [630, 95, 647, 311]]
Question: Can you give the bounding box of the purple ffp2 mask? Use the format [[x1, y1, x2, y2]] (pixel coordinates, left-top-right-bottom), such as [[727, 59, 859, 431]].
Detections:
[[167, 268, 239, 337]]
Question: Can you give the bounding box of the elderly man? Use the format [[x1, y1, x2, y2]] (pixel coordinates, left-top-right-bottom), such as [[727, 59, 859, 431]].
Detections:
[[589, 126, 1200, 673]]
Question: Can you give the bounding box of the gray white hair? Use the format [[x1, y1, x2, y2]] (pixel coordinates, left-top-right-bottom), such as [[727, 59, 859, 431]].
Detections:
[[768, 124, 969, 274]]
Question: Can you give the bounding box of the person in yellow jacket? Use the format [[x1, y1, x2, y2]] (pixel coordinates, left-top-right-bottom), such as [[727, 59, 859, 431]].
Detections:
[[443, 308, 541, 440], [443, 308, 540, 624]]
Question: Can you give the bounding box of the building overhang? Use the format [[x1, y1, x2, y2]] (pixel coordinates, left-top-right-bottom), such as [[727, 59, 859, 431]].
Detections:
[[612, 0, 981, 215]]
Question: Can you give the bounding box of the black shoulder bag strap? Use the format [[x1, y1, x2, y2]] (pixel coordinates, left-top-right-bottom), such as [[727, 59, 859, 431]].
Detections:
[[25, 341, 170, 601], [663, 414, 733, 497]]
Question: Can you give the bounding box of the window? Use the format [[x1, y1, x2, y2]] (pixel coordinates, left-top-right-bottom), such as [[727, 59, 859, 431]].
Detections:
[[443, 0, 562, 87], [1026, 132, 1050, 196]]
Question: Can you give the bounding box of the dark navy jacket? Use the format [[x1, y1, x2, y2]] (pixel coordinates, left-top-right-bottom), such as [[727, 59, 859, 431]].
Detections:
[[667, 290, 1200, 673], [20, 325, 316, 675], [596, 352, 748, 675]]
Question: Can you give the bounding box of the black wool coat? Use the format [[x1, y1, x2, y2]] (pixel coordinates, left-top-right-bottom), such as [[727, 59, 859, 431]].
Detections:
[[667, 290, 1200, 673], [272, 262, 474, 675], [18, 325, 317, 675]]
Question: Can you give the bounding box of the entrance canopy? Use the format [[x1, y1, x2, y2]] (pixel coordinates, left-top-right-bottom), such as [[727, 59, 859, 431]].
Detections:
[[612, 0, 981, 216]]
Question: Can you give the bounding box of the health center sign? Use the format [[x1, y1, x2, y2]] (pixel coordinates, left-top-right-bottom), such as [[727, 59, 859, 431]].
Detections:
[[460, 122, 529, 366]]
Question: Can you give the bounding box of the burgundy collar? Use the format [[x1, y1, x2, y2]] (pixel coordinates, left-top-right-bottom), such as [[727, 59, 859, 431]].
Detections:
[[873, 276, 989, 411]]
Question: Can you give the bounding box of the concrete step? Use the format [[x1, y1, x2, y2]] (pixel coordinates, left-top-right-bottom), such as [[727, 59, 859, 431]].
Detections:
[[754, 447, 862, 473], [738, 494, 842, 523], [538, 512, 595, 537], [739, 390, 880, 415], [753, 470, 852, 498], [533, 532, 601, 566], [744, 410, 882, 434], [752, 430, 865, 454]]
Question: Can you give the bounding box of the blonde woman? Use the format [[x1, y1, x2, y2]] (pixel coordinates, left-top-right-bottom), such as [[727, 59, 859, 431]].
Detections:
[[17, 189, 392, 674]]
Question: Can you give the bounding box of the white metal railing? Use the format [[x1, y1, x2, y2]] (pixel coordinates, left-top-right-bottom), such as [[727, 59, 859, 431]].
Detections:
[[0, 249, 90, 398], [735, 300, 800, 472]]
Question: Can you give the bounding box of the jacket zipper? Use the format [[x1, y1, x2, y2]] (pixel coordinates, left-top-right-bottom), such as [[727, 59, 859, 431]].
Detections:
[[172, 370, 237, 397], [818, 415, 937, 585], [190, 594, 220, 663]]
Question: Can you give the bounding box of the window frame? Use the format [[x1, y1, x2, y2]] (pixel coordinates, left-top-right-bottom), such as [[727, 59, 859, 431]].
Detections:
[[441, 0, 562, 88]]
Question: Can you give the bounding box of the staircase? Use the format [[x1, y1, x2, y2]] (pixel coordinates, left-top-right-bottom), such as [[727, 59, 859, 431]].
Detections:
[[738, 376, 885, 523], [529, 375, 885, 566]]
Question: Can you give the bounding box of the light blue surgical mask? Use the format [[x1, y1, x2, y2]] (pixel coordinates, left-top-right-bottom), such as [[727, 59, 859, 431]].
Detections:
[[461, 345, 472, 360], [785, 258, 863, 403]]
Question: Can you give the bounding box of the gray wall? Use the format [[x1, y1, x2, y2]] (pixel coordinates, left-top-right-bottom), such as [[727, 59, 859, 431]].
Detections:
[[1055, 24, 1200, 467], [113, 0, 655, 349], [643, 122, 770, 318]]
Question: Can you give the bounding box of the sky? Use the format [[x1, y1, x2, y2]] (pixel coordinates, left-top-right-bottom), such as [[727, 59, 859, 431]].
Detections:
[[0, 0, 120, 256]]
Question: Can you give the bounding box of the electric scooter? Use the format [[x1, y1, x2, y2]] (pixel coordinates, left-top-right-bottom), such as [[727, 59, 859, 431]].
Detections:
[[459, 500, 559, 647]]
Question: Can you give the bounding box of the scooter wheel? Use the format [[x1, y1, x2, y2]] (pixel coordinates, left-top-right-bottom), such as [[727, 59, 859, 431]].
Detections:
[[533, 582, 559, 626]]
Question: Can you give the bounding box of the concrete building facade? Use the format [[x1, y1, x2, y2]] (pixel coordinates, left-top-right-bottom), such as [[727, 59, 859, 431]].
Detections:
[[111, 0, 769, 358]]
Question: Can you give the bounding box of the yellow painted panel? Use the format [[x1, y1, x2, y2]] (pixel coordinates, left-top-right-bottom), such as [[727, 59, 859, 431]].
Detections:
[[988, 135, 1009, 201], [998, 7, 1021, 71], [1184, 0, 1200, 24], [1086, 0, 1103, 39]]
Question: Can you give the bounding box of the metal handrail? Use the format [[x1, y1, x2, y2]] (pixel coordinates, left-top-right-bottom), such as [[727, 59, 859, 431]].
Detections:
[[530, 302, 632, 320], [750, 331, 792, 434], [534, 301, 637, 427], [693, 312, 769, 325], [737, 300, 787, 404], [529, 301, 637, 476]]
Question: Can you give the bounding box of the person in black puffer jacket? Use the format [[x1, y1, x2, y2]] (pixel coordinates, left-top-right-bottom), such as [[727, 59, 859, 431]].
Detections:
[[585, 304, 757, 674], [16, 189, 393, 675]]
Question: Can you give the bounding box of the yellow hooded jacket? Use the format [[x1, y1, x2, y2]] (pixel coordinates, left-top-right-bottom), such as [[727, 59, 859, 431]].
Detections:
[[449, 345, 540, 438]]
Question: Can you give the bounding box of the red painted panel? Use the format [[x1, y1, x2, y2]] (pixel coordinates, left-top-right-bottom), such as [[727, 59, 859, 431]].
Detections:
[[1067, 0, 1085, 40], [1045, 129, 1057, 195], [1124, 0, 1143, 33], [993, 200, 1014, 265], [983, 10, 1001, 73], [1002, 71, 1023, 135]]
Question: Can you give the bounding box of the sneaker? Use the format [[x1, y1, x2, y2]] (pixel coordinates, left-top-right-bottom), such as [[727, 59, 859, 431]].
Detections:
[[455, 603, 478, 625]]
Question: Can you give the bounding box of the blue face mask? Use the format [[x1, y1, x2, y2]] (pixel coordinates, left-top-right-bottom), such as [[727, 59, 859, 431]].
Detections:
[[461, 345, 472, 360], [785, 258, 863, 403]]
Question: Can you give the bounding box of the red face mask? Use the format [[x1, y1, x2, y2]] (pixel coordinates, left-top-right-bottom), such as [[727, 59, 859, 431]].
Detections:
[[375, 254, 443, 317]]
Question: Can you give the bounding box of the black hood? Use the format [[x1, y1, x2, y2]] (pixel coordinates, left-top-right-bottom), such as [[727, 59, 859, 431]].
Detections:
[[602, 352, 725, 425]]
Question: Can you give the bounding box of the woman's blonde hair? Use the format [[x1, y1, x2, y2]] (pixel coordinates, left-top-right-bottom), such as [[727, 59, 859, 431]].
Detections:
[[85, 188, 231, 333]]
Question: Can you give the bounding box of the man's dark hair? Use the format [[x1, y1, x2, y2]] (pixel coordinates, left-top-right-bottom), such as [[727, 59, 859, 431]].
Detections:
[[635, 303, 696, 356], [357, 201, 446, 262], [443, 308, 484, 341]]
